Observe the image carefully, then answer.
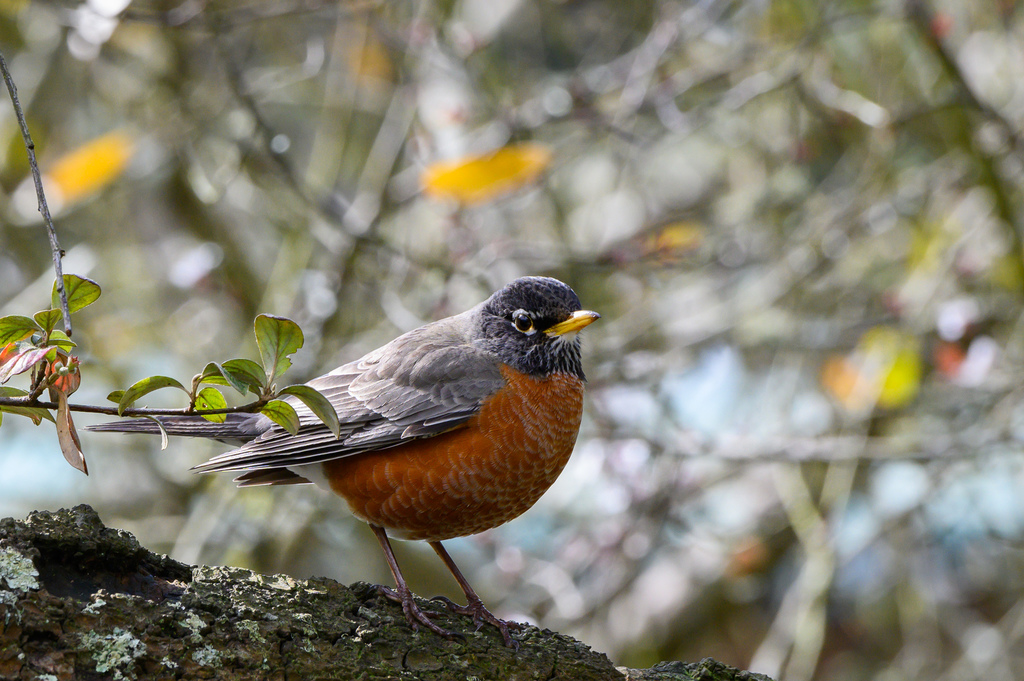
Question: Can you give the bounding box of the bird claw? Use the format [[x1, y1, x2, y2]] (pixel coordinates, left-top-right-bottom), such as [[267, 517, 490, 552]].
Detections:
[[374, 584, 465, 641], [430, 594, 520, 649]]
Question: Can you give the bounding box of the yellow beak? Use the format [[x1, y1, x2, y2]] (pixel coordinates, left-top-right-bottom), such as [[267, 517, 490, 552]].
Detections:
[[546, 310, 601, 337]]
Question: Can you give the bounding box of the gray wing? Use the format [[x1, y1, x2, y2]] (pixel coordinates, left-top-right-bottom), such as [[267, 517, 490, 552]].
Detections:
[[193, 311, 505, 475]]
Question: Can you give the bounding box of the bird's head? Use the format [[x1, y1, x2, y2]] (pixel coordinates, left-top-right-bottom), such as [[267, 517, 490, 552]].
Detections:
[[477, 276, 600, 379]]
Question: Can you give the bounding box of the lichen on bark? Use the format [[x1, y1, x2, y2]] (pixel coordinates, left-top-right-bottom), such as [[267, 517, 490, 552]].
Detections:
[[0, 505, 772, 681]]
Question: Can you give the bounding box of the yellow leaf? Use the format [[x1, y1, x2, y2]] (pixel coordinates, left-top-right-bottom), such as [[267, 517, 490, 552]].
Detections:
[[822, 326, 921, 413], [877, 344, 922, 409], [422, 144, 552, 205], [644, 222, 704, 261], [46, 130, 136, 206], [988, 253, 1024, 293], [347, 30, 394, 82], [821, 355, 861, 407]]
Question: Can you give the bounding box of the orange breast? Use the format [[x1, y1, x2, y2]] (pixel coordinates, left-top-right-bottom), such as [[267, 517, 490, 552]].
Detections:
[[322, 367, 585, 541]]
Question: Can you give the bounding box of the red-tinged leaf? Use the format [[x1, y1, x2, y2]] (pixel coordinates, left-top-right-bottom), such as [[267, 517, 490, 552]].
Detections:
[[33, 309, 64, 335], [0, 346, 49, 384], [47, 355, 81, 398], [260, 399, 300, 436], [0, 316, 42, 345], [279, 384, 340, 439], [195, 386, 227, 423], [254, 315, 303, 385], [0, 342, 16, 366], [52, 274, 101, 314], [55, 390, 88, 475], [118, 375, 189, 416]]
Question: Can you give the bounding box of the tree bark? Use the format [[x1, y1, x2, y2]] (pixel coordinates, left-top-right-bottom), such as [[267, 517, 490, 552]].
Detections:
[[0, 506, 773, 680]]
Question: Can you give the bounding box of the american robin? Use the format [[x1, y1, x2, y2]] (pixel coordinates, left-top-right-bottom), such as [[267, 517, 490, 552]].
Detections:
[[88, 276, 599, 646]]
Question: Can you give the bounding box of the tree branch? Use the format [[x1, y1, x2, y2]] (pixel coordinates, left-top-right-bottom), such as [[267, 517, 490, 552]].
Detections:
[[0, 394, 268, 418], [0, 505, 772, 681], [0, 49, 72, 336]]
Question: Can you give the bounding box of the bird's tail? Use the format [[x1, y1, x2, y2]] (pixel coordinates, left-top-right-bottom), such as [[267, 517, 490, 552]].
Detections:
[[85, 412, 261, 444]]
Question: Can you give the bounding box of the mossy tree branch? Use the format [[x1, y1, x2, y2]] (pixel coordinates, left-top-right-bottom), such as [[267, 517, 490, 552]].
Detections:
[[0, 505, 773, 681]]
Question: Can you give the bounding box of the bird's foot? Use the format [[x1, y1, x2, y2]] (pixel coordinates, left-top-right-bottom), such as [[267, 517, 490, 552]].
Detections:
[[375, 584, 463, 641], [431, 594, 521, 649]]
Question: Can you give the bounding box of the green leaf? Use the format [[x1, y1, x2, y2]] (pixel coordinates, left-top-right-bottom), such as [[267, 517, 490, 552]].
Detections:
[[52, 274, 101, 314], [199, 359, 265, 395], [106, 390, 125, 403], [254, 314, 303, 385], [0, 387, 55, 425], [0, 404, 55, 425], [260, 399, 300, 436], [279, 384, 340, 439], [33, 309, 64, 335], [0, 387, 15, 426], [198, 362, 244, 394], [0, 316, 42, 345], [223, 359, 267, 394], [118, 375, 189, 416], [46, 329, 77, 351], [195, 386, 228, 423]]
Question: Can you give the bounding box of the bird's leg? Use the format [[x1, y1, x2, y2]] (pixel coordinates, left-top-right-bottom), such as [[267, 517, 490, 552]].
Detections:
[[369, 525, 459, 640], [429, 540, 520, 648]]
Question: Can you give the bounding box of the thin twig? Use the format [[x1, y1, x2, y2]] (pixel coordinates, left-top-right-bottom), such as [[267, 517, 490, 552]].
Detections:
[[905, 0, 1024, 293], [905, 0, 1024, 156], [0, 395, 268, 418], [0, 49, 72, 336]]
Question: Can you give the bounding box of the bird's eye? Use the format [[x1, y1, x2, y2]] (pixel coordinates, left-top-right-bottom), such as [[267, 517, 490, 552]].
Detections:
[[512, 310, 534, 333]]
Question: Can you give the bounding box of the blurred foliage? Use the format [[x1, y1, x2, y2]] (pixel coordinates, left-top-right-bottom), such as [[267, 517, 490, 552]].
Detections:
[[2, 0, 1024, 679]]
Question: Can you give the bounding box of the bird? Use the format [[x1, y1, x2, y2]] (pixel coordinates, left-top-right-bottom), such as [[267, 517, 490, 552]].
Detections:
[[88, 276, 600, 647]]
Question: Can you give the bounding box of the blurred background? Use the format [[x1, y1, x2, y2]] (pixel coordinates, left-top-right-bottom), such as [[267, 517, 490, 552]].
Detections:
[[2, 0, 1024, 678]]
